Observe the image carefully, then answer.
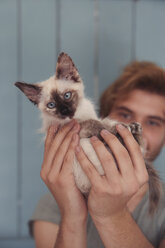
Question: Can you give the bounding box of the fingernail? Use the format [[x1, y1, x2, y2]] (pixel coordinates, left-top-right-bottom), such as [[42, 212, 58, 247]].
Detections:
[[101, 129, 110, 136], [73, 123, 79, 131], [116, 124, 125, 130], [50, 125, 58, 133], [48, 125, 52, 132], [91, 136, 98, 142], [76, 145, 81, 153], [69, 120, 75, 127]]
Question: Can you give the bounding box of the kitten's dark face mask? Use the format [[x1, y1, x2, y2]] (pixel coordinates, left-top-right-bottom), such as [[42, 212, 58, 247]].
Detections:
[[47, 90, 79, 119]]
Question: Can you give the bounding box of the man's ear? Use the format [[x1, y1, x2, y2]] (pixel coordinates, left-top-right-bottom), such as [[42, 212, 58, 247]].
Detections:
[[55, 52, 81, 83], [15, 82, 42, 105]]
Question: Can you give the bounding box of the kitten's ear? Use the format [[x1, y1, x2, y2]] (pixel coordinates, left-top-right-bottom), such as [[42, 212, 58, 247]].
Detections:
[[55, 52, 81, 83], [15, 81, 41, 105]]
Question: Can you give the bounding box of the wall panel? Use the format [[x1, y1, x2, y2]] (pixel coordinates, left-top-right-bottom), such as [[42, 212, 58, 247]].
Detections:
[[21, 0, 56, 236], [0, 0, 17, 237], [99, 0, 133, 96], [136, 1, 165, 66]]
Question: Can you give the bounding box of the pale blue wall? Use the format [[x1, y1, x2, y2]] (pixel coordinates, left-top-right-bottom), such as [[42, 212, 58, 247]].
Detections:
[[0, 0, 165, 246]]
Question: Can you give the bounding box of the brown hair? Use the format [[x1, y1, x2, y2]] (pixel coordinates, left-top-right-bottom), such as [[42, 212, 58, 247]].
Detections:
[[99, 61, 165, 118]]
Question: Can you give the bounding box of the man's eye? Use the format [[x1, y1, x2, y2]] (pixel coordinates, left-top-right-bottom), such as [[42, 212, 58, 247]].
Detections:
[[47, 102, 56, 109], [119, 112, 131, 120], [147, 120, 160, 127]]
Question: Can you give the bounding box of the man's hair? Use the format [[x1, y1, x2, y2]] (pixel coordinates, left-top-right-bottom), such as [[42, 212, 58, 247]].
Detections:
[[99, 61, 165, 118]]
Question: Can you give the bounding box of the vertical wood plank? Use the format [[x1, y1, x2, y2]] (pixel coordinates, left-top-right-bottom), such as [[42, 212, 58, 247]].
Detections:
[[0, 0, 17, 237], [21, 0, 56, 236], [136, 1, 165, 66], [99, 0, 133, 96]]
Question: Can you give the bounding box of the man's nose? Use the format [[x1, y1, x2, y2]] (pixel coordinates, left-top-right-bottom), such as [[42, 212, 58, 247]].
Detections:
[[142, 136, 148, 151]]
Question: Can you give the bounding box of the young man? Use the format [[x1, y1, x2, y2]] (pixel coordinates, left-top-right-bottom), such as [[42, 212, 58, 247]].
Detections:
[[29, 61, 165, 248]]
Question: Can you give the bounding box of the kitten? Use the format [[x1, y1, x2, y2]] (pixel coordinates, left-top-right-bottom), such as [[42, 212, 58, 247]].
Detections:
[[15, 52, 161, 214]]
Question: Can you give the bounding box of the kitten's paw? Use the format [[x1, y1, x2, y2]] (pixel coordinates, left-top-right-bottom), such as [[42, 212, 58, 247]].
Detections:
[[128, 122, 144, 149], [129, 122, 142, 135]]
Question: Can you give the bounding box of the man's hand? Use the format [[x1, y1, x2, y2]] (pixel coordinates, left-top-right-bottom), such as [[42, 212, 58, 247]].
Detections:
[[76, 124, 149, 223], [40, 120, 88, 223]]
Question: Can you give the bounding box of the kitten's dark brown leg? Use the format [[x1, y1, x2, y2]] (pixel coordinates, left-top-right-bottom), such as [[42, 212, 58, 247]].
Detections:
[[79, 119, 107, 139]]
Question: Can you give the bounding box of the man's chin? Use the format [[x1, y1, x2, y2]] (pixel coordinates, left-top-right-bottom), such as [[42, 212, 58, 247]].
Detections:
[[144, 151, 161, 163]]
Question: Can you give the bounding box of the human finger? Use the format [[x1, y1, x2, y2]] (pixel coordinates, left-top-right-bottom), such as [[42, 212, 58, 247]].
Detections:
[[75, 144, 102, 187], [116, 124, 148, 184], [90, 136, 120, 181], [42, 120, 76, 172], [61, 133, 79, 174], [49, 124, 80, 176], [100, 129, 134, 177], [41, 120, 78, 183], [41, 125, 59, 183], [43, 124, 59, 158]]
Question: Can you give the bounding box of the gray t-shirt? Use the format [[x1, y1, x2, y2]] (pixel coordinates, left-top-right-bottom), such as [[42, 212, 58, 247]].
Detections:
[[29, 184, 165, 248]]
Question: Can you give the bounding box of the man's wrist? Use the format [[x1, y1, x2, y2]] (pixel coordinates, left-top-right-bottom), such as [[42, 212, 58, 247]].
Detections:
[[90, 208, 154, 248], [91, 208, 129, 229], [55, 213, 87, 248], [61, 215, 87, 233]]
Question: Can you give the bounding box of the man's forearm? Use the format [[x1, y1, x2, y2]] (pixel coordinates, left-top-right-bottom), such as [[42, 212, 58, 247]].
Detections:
[[54, 218, 87, 248], [92, 209, 154, 248]]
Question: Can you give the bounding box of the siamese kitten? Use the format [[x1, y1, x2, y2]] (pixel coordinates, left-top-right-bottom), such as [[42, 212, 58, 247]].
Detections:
[[15, 52, 161, 214]]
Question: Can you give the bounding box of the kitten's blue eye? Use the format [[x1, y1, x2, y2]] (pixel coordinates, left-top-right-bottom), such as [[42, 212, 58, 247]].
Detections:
[[47, 102, 56, 109], [64, 92, 72, 100]]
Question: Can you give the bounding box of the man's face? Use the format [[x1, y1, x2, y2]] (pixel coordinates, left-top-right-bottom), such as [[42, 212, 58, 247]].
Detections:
[[109, 89, 165, 162]]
